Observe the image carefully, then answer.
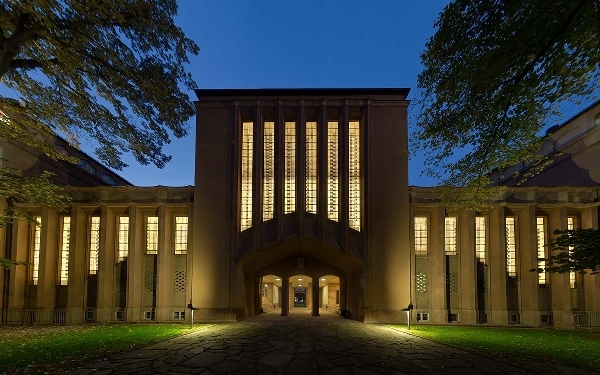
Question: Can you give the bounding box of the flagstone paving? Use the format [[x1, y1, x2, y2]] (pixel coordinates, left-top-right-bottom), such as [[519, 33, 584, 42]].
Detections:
[[67, 309, 596, 375]]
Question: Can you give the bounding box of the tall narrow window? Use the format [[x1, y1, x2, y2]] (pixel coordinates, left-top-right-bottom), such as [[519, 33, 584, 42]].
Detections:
[[349, 121, 361, 231], [568, 216, 576, 288], [327, 121, 339, 221], [59, 217, 70, 285], [32, 216, 42, 285], [414, 217, 428, 255], [305, 121, 317, 213], [284, 121, 296, 214], [536, 217, 547, 285], [146, 216, 158, 254], [89, 216, 100, 275], [241, 121, 253, 231], [445, 217, 457, 255], [118, 216, 129, 262], [475, 216, 486, 263], [263, 121, 275, 221], [174, 216, 188, 255], [506, 217, 517, 277]]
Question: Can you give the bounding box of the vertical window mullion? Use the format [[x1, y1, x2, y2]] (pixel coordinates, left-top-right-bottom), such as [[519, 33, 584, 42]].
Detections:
[[146, 216, 158, 254], [118, 216, 129, 262], [444, 217, 457, 255], [567, 216, 576, 288], [475, 216, 486, 263], [414, 216, 428, 255], [174, 216, 188, 254]]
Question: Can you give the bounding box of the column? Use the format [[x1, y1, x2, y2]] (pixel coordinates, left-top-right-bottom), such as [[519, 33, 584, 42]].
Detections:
[[430, 206, 446, 322], [281, 277, 289, 316], [97, 206, 115, 322], [519, 205, 540, 326], [156, 206, 172, 321], [582, 206, 600, 312], [459, 209, 477, 324], [549, 207, 572, 327], [127, 205, 143, 321], [0, 199, 5, 310], [312, 281, 320, 316], [489, 206, 508, 325], [340, 276, 347, 315], [8, 217, 29, 308], [37, 206, 59, 309], [67, 207, 87, 324]]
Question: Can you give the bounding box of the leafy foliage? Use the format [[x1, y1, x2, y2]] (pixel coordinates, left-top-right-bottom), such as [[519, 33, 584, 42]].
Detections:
[[0, 0, 199, 169], [534, 228, 600, 275], [0, 1, 198, 268], [415, 0, 599, 206]]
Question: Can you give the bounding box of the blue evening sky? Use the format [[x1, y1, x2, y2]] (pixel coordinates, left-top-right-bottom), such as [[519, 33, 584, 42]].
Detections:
[[114, 0, 452, 187]]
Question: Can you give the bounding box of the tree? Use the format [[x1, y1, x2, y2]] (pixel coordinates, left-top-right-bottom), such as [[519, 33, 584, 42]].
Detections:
[[415, 0, 599, 208], [0, 1, 199, 267], [532, 228, 600, 275]]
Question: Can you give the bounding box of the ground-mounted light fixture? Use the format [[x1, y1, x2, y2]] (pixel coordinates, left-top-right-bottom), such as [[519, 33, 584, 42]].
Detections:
[[402, 303, 414, 330]]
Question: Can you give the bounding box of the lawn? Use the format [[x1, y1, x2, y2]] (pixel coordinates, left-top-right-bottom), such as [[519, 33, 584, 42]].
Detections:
[[391, 324, 600, 371], [0, 323, 204, 374]]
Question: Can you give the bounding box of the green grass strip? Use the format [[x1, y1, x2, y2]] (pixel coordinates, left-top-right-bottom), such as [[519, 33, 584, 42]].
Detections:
[[390, 325, 600, 370], [0, 323, 204, 373]]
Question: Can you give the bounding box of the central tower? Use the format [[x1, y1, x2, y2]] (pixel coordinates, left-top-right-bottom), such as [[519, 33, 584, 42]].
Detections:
[[192, 88, 411, 322]]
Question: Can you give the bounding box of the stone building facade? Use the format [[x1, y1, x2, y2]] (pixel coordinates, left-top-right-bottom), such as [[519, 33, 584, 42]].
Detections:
[[1, 88, 599, 328]]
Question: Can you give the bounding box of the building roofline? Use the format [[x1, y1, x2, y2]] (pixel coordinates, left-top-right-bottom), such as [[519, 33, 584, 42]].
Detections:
[[546, 98, 600, 135], [194, 87, 411, 100]]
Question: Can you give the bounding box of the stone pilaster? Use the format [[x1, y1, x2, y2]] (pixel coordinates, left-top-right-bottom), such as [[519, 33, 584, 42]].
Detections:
[[312, 281, 320, 316], [489, 206, 508, 325], [459, 210, 477, 324], [37, 206, 58, 309], [67, 207, 87, 324], [156, 206, 173, 321], [549, 207, 572, 327], [582, 206, 600, 312], [97, 206, 115, 322], [430, 206, 446, 323], [281, 277, 289, 316], [519, 205, 540, 326], [8, 217, 29, 308]]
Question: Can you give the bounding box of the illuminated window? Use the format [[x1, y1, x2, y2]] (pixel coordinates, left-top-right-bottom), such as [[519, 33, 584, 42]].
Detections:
[[59, 217, 70, 285], [117, 216, 129, 262], [327, 121, 338, 221], [263, 122, 275, 221], [174, 216, 188, 254], [89, 216, 100, 275], [445, 217, 457, 255], [475, 216, 486, 263], [414, 217, 428, 255], [32, 216, 42, 285], [349, 121, 361, 231], [241, 122, 253, 231], [506, 217, 517, 277], [568, 216, 577, 288], [284, 121, 296, 214], [305, 121, 317, 213], [536, 217, 547, 285], [146, 216, 158, 254]]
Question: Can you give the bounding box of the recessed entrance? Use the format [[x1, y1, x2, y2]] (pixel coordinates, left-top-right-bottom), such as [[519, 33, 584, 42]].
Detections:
[[260, 274, 282, 314], [290, 275, 311, 309]]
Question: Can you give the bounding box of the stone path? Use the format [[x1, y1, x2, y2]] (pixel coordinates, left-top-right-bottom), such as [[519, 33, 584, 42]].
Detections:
[[67, 308, 593, 375]]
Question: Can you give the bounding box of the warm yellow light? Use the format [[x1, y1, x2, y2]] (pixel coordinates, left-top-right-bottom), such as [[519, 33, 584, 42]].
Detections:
[[275, 278, 281, 281], [321, 278, 325, 281], [298, 278, 303, 281]]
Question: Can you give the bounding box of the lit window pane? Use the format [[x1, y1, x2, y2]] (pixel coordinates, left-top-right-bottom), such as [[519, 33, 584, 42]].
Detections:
[[118, 216, 129, 262], [475, 216, 486, 263], [89, 216, 100, 275], [506, 217, 517, 277], [414, 217, 428, 255], [568, 216, 576, 288], [445, 217, 457, 255], [174, 216, 188, 254], [146, 216, 158, 254], [60, 217, 71, 285], [305, 121, 317, 213], [263, 122, 275, 221], [327, 121, 338, 221], [32, 216, 42, 285], [536, 217, 547, 285], [241, 122, 253, 230], [349, 121, 360, 231], [284, 121, 296, 214]]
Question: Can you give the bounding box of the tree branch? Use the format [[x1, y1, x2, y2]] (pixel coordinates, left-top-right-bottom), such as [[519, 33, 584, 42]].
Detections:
[[9, 58, 58, 70]]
